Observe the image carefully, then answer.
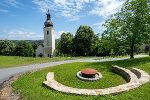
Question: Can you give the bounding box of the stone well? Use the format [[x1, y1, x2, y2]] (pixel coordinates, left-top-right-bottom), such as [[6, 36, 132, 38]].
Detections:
[[77, 68, 102, 81]]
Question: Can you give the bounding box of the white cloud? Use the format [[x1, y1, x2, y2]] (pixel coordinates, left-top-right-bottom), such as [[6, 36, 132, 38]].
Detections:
[[0, 29, 43, 40], [0, 9, 9, 13], [0, 29, 70, 40], [55, 30, 69, 39], [90, 0, 124, 18], [92, 0, 125, 32], [32, 0, 94, 21], [32, 0, 125, 21], [0, 0, 22, 8], [93, 21, 106, 31]]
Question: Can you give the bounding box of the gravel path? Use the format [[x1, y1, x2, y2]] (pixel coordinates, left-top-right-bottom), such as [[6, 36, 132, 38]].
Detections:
[[0, 55, 148, 88]]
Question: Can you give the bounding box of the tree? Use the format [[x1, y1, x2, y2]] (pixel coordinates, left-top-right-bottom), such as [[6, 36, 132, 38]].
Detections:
[[73, 25, 99, 56], [97, 38, 111, 56], [149, 45, 150, 56], [32, 42, 39, 57], [101, 31, 130, 56], [15, 41, 34, 57], [103, 0, 150, 58], [0, 40, 16, 56], [57, 32, 73, 56], [90, 33, 100, 56]]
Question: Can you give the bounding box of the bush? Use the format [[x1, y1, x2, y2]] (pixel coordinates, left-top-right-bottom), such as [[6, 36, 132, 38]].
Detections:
[[15, 41, 34, 57], [0, 40, 16, 56]]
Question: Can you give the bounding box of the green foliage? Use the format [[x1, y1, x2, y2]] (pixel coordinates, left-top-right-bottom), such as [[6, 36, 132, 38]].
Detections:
[[0, 56, 94, 68], [73, 25, 99, 56], [57, 32, 73, 56], [32, 42, 39, 57], [97, 39, 111, 56], [12, 56, 150, 99], [98, 37, 130, 56], [103, 0, 150, 58], [32, 42, 39, 51], [15, 41, 34, 57], [56, 26, 99, 57], [0, 40, 16, 56]]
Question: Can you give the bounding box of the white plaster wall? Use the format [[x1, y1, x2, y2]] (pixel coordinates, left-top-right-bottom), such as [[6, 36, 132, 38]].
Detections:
[[36, 45, 44, 57], [43, 27, 55, 57], [51, 29, 55, 55]]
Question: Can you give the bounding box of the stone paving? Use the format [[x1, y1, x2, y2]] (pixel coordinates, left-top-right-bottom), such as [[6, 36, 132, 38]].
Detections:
[[43, 65, 150, 95], [0, 55, 148, 88]]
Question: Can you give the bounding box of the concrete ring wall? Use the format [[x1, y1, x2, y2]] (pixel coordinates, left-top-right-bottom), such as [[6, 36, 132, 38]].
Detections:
[[43, 65, 150, 95], [76, 71, 102, 81]]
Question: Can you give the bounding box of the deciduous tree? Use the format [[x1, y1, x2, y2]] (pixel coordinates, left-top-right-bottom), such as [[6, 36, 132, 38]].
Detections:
[[73, 25, 99, 56], [57, 32, 73, 56], [15, 41, 34, 57], [103, 0, 150, 58], [0, 40, 16, 56]]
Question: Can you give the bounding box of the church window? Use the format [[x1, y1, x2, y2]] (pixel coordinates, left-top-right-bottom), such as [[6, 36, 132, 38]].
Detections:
[[47, 31, 49, 35]]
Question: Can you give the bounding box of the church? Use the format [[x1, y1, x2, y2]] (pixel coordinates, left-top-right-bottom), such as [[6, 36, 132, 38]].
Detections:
[[36, 10, 55, 57]]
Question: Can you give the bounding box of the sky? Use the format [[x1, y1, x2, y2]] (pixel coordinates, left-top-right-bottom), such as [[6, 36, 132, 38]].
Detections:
[[0, 0, 125, 40]]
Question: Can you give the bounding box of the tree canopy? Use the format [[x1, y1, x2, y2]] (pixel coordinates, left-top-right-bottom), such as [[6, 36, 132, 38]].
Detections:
[[73, 25, 99, 56], [15, 41, 34, 57], [57, 32, 73, 56], [0, 40, 16, 56], [102, 0, 150, 58]]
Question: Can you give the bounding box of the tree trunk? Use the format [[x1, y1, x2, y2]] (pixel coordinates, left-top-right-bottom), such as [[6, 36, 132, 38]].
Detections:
[[149, 45, 150, 56], [130, 44, 134, 59]]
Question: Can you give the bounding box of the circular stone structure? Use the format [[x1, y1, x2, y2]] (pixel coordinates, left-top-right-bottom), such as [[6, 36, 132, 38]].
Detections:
[[77, 68, 102, 81]]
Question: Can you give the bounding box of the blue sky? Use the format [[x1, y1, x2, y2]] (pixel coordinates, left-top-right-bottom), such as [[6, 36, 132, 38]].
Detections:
[[0, 0, 125, 40]]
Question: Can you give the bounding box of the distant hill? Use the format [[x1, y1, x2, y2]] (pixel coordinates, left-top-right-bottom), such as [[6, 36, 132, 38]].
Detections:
[[9, 40, 44, 44], [0, 39, 61, 45]]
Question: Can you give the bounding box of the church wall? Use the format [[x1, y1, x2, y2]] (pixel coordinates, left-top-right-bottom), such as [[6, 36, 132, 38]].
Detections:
[[51, 29, 55, 55], [36, 45, 44, 57], [36, 11, 55, 57], [43, 27, 55, 57]]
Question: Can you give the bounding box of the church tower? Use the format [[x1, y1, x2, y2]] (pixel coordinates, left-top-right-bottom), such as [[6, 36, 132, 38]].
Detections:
[[43, 10, 55, 57], [35, 10, 55, 57]]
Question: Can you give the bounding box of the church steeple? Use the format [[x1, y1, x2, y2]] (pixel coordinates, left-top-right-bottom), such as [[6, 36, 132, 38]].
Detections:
[[46, 9, 51, 20], [44, 9, 53, 27], [36, 9, 55, 57]]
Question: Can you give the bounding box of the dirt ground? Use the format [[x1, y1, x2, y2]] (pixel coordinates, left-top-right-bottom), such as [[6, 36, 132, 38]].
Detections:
[[0, 75, 21, 100], [0, 68, 44, 100]]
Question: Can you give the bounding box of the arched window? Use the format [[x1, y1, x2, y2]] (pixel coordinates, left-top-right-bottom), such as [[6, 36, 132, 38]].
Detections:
[[47, 31, 49, 35], [39, 53, 43, 57]]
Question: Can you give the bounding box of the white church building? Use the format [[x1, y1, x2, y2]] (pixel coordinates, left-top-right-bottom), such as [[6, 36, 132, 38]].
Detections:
[[36, 10, 55, 57]]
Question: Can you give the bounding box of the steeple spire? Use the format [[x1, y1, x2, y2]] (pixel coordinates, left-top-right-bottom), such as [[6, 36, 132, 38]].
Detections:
[[46, 9, 51, 20], [44, 9, 53, 27]]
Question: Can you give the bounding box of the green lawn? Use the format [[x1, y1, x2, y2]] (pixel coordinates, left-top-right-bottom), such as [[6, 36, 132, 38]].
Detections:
[[12, 57, 150, 100], [0, 56, 94, 68], [94, 55, 129, 60], [95, 53, 148, 60]]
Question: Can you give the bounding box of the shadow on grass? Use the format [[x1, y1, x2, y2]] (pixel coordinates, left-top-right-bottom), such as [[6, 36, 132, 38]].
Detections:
[[86, 57, 150, 70]]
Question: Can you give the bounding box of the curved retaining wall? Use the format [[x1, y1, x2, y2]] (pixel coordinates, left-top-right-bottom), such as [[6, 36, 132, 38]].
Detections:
[[43, 65, 150, 95]]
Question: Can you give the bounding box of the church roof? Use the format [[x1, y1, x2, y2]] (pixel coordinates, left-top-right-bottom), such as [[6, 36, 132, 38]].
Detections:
[[44, 10, 53, 27], [41, 43, 44, 47]]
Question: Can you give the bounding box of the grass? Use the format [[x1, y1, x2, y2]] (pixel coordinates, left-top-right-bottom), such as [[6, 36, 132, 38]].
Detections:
[[12, 56, 150, 100], [0, 56, 94, 68], [94, 53, 148, 60], [94, 55, 129, 60]]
